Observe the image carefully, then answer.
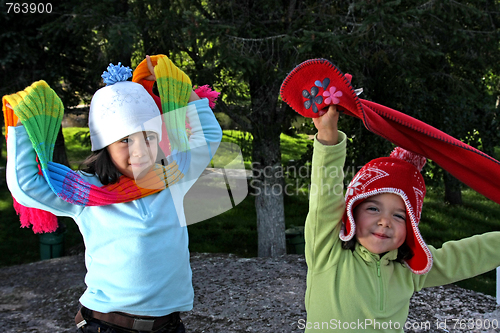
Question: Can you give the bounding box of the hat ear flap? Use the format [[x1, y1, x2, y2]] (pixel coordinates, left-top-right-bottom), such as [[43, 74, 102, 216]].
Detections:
[[404, 218, 433, 275]]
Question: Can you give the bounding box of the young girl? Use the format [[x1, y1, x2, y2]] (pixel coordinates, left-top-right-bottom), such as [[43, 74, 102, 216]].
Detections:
[[302, 104, 500, 332], [6, 55, 222, 333]]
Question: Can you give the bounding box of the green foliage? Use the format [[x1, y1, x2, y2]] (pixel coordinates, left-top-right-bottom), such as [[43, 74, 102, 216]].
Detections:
[[420, 187, 500, 295], [222, 130, 253, 164], [62, 127, 91, 169], [0, 0, 62, 98], [326, 0, 500, 167]]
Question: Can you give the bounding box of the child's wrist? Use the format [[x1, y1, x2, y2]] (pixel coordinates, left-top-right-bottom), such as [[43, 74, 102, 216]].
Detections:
[[317, 128, 338, 145], [188, 90, 200, 103]]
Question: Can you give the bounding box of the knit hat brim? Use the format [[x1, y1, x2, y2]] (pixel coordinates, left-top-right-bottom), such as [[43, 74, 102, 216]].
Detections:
[[90, 113, 163, 151], [89, 81, 162, 151]]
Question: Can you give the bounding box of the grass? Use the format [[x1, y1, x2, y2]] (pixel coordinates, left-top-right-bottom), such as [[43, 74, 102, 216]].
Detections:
[[221, 130, 312, 167], [1, 127, 500, 296], [187, 184, 310, 257], [62, 127, 92, 169]]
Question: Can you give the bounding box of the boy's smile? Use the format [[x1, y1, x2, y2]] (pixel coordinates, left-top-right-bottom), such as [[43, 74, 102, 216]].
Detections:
[[107, 131, 159, 180], [353, 193, 407, 255]]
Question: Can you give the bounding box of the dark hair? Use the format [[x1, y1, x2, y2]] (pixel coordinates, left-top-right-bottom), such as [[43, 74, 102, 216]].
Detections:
[[341, 238, 414, 263], [79, 149, 121, 185], [79, 143, 167, 185]]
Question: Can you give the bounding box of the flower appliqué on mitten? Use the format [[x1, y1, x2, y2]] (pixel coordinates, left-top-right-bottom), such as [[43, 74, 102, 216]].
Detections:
[[302, 77, 343, 113], [303, 87, 323, 113], [323, 86, 343, 105]]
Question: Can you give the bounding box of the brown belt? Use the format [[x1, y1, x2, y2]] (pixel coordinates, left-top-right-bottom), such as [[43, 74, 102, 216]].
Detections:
[[75, 305, 179, 332]]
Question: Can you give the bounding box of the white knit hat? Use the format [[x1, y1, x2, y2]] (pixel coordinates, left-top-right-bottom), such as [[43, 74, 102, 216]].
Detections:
[[88, 64, 162, 151]]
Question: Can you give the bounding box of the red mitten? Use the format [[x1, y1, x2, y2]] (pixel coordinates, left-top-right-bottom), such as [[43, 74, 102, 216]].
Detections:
[[280, 59, 363, 118]]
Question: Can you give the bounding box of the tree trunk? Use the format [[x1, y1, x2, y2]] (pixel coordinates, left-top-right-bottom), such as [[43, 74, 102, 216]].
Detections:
[[250, 77, 286, 257], [252, 136, 286, 257], [443, 170, 462, 205]]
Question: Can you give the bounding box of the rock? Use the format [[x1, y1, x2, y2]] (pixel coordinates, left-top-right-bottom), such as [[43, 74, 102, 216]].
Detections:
[[0, 253, 499, 332]]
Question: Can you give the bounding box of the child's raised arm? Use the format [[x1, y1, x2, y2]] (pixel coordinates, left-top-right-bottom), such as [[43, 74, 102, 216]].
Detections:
[[313, 105, 339, 145], [305, 105, 346, 271]]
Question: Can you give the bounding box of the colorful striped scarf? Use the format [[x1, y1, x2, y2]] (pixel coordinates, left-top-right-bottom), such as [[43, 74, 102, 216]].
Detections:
[[4, 55, 195, 232], [3, 83, 60, 233], [134, 55, 192, 175]]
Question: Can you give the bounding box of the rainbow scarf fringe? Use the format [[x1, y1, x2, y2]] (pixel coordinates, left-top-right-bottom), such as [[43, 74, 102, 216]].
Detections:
[[4, 55, 194, 233]]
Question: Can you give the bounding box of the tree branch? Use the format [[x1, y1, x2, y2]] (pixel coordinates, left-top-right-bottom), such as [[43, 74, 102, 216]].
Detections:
[[191, 0, 213, 20]]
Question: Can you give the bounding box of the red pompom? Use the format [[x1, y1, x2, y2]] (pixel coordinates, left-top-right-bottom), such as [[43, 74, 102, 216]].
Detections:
[[390, 147, 426, 171], [194, 85, 220, 109]]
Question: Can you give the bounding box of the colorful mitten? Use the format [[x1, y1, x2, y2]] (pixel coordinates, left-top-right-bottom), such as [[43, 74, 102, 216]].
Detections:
[[133, 55, 192, 176], [4, 81, 63, 177]]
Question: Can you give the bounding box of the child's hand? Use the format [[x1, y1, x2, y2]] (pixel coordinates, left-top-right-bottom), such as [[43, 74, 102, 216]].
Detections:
[[313, 105, 339, 145], [144, 55, 156, 81], [5, 103, 22, 126], [188, 90, 200, 103]]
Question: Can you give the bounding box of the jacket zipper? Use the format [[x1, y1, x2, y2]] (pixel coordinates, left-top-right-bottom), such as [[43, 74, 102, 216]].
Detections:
[[138, 198, 148, 217], [377, 260, 384, 311]]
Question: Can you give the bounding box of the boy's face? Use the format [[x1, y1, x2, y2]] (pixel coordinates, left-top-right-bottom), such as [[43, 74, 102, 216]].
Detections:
[[353, 193, 407, 255], [107, 131, 158, 180]]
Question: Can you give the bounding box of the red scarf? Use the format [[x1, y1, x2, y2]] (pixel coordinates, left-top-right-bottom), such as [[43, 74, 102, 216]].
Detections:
[[281, 58, 500, 205]]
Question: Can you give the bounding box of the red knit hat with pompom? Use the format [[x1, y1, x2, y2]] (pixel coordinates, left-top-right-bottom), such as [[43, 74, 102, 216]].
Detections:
[[341, 147, 432, 274]]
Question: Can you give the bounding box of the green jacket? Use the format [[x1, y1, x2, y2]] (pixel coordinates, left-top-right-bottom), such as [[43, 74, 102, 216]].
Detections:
[[304, 131, 500, 332]]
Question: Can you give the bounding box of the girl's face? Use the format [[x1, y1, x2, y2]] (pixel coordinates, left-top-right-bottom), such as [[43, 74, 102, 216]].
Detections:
[[107, 131, 158, 180], [353, 193, 407, 255]]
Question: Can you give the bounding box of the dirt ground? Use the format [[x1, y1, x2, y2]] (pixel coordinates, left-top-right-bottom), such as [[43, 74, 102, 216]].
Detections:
[[1, 253, 500, 332]]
